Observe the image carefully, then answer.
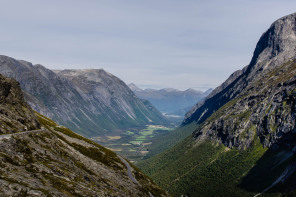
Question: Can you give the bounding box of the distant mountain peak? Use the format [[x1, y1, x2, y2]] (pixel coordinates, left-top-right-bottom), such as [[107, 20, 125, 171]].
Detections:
[[184, 88, 202, 94], [160, 88, 179, 92], [130, 86, 207, 115], [128, 83, 142, 91]]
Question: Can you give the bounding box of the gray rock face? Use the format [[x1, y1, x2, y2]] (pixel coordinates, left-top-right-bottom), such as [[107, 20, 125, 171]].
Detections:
[[184, 12, 296, 149], [56, 69, 165, 127], [194, 60, 296, 149], [0, 57, 167, 137], [184, 12, 296, 128], [0, 74, 40, 134]]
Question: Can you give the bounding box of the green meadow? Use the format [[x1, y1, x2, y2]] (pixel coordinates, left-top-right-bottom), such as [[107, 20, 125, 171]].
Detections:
[[91, 125, 173, 162]]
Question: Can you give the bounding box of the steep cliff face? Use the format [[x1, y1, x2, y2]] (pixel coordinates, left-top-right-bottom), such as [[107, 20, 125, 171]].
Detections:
[[184, 13, 296, 150], [0, 74, 167, 196], [0, 73, 40, 134], [194, 60, 296, 149], [184, 13, 296, 126], [0, 56, 167, 137]]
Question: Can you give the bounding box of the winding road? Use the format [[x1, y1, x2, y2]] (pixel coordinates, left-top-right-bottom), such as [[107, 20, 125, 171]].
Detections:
[[118, 156, 154, 197], [0, 133, 13, 140], [0, 129, 47, 141], [118, 155, 139, 184]]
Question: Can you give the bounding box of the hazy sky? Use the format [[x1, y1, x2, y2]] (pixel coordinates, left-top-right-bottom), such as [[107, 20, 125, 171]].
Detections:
[[0, 1, 295, 91]]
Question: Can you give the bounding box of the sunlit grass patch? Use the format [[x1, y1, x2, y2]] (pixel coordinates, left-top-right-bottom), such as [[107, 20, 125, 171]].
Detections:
[[125, 131, 134, 135], [106, 136, 121, 140]]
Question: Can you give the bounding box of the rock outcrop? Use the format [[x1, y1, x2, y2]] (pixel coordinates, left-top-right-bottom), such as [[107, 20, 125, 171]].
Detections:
[[0, 74, 39, 134]]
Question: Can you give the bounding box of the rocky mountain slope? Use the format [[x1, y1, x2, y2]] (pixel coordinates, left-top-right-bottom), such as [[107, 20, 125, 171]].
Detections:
[[0, 56, 167, 137], [129, 83, 212, 115], [138, 13, 296, 196], [56, 69, 166, 128], [0, 73, 167, 196], [193, 60, 296, 149]]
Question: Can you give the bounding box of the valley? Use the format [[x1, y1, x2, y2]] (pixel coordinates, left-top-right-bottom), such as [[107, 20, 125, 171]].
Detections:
[[91, 124, 174, 162], [0, 3, 296, 196], [129, 83, 212, 117]]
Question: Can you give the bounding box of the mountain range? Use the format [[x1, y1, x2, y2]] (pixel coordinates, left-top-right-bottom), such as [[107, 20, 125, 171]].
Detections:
[[128, 83, 212, 116], [0, 56, 167, 137], [138, 12, 296, 196]]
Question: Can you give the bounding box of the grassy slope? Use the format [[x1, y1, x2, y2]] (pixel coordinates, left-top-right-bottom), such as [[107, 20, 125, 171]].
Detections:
[[141, 122, 198, 160], [139, 132, 296, 197]]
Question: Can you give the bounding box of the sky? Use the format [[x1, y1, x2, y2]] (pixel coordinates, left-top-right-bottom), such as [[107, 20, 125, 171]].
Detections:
[[0, 1, 295, 91]]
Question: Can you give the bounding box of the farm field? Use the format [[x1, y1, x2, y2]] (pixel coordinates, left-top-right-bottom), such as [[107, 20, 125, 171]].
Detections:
[[91, 125, 173, 162]]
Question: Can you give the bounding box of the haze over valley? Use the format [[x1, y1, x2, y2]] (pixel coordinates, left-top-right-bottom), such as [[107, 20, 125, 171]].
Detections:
[[129, 83, 212, 117]]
